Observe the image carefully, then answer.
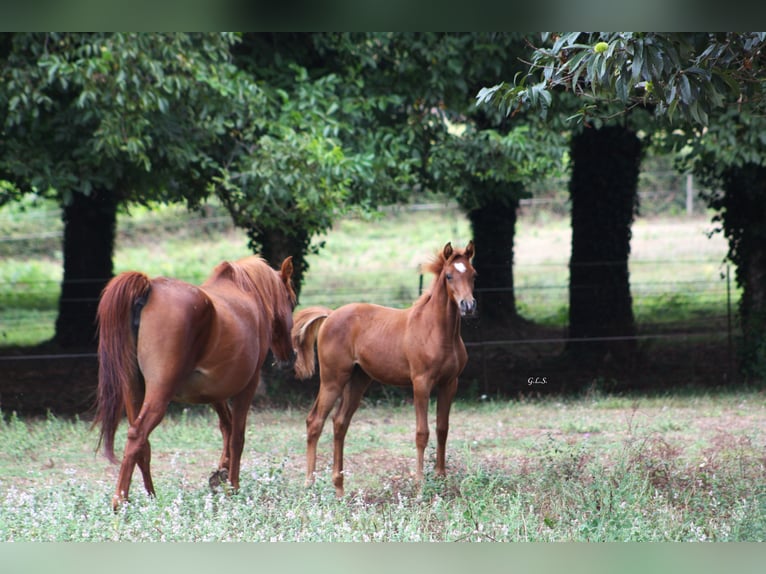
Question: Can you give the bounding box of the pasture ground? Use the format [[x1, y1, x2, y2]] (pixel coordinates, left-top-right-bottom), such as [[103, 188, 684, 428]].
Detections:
[[1, 391, 764, 541]]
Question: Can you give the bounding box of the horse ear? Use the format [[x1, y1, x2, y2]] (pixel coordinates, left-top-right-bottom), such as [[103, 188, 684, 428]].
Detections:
[[443, 242, 453, 260], [465, 240, 475, 260], [280, 256, 294, 283]]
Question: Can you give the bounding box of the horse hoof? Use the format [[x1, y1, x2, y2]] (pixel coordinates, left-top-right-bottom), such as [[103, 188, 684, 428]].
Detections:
[[208, 469, 229, 491], [112, 495, 127, 512]]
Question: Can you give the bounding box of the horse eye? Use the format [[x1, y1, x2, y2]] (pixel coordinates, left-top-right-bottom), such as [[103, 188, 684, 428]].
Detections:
[[446, 273, 453, 281]]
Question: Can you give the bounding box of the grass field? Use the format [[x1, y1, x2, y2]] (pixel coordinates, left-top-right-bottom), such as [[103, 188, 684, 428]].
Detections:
[[1, 391, 764, 541]]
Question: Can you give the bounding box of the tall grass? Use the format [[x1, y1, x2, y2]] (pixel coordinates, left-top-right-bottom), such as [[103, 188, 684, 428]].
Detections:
[[2, 393, 764, 541]]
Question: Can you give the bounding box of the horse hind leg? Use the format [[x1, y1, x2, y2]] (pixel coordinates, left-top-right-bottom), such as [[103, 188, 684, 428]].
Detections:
[[113, 398, 169, 510], [225, 383, 260, 492], [209, 401, 233, 490], [305, 374, 347, 489], [137, 439, 155, 496], [331, 369, 371, 497]]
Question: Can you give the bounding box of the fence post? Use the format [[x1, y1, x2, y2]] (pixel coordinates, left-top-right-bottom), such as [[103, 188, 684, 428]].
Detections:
[[727, 263, 734, 376], [686, 174, 694, 216]]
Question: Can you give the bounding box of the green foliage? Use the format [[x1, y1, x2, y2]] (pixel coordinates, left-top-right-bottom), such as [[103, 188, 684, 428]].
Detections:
[[0, 33, 249, 206], [430, 125, 564, 211], [477, 31, 766, 376], [313, 33, 565, 202], [212, 68, 359, 246], [480, 32, 766, 128]]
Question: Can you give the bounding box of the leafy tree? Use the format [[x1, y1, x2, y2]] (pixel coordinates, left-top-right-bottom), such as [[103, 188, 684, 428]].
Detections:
[[330, 33, 565, 332], [430, 120, 563, 331], [225, 33, 417, 293], [231, 32, 566, 335], [477, 36, 650, 365], [479, 31, 766, 377], [0, 32, 354, 347], [678, 108, 766, 379]]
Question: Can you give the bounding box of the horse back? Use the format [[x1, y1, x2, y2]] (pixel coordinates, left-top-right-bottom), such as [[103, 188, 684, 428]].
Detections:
[[327, 301, 468, 386], [139, 276, 276, 401], [318, 303, 414, 386]]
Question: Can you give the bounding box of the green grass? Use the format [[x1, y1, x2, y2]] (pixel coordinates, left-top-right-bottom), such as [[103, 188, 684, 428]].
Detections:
[[1, 392, 764, 541], [299, 207, 470, 308]]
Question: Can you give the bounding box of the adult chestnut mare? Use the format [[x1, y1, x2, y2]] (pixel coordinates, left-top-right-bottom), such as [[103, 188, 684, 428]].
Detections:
[[94, 255, 296, 510], [292, 241, 476, 496]]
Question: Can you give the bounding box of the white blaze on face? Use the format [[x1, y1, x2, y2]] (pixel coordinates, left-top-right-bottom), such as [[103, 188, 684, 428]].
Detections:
[[454, 262, 466, 274]]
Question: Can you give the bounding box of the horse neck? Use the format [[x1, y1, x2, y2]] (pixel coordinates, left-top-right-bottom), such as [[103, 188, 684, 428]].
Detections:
[[420, 273, 461, 339]]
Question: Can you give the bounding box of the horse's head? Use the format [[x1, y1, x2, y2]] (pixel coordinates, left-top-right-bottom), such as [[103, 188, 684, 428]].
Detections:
[[270, 256, 297, 365], [442, 241, 477, 317]]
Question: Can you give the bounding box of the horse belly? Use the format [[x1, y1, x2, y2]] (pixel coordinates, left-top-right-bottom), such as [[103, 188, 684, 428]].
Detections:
[[356, 340, 412, 386], [359, 358, 411, 387], [173, 364, 254, 404]]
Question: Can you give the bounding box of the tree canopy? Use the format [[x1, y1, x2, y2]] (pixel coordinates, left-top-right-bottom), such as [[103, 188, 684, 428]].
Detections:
[[2, 33, 243, 206], [478, 32, 766, 127], [0, 32, 365, 345]]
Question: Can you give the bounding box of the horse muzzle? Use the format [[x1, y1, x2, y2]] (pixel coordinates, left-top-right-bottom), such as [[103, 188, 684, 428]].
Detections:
[[459, 298, 478, 317], [272, 348, 297, 370]]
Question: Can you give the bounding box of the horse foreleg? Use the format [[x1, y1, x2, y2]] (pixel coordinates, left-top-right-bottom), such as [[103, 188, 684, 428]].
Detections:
[[331, 373, 371, 497], [435, 378, 458, 477], [113, 402, 167, 511], [412, 383, 432, 484]]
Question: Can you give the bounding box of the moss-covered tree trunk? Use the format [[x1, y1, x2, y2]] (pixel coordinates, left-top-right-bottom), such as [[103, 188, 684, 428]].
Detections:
[[467, 196, 520, 333], [54, 190, 117, 349], [566, 126, 642, 367], [717, 163, 766, 380]]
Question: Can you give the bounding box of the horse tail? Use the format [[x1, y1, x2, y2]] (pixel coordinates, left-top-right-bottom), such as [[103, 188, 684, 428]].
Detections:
[[93, 272, 152, 464], [292, 306, 333, 380]]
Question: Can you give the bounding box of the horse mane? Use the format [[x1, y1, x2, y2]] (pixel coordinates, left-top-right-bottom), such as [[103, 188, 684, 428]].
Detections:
[[415, 245, 467, 307], [421, 249, 449, 277], [207, 256, 293, 321]]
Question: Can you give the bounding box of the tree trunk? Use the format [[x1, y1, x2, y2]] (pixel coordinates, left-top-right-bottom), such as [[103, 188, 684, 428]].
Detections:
[[467, 197, 520, 333], [718, 163, 766, 379], [54, 190, 118, 349], [566, 126, 641, 367]]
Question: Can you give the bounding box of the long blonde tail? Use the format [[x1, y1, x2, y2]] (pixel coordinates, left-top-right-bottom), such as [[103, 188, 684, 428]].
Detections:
[[291, 306, 332, 379]]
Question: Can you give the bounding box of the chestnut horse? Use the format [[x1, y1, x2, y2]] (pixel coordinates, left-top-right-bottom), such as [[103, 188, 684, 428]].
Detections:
[[292, 241, 476, 496], [94, 255, 296, 510]]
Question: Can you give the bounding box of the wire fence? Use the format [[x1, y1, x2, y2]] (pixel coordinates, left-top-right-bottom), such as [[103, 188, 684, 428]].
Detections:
[[1, 259, 738, 388]]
